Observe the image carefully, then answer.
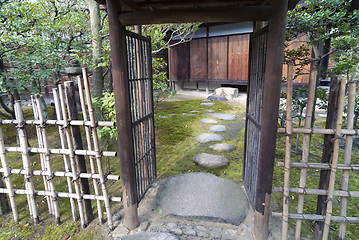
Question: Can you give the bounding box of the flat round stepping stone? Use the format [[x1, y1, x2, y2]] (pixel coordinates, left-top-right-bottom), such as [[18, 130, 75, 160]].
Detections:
[[204, 113, 237, 121], [205, 109, 215, 112], [190, 110, 200, 113], [157, 172, 249, 226], [183, 113, 196, 116], [194, 133, 225, 143], [200, 102, 216, 106], [209, 125, 227, 132], [209, 143, 235, 152], [159, 116, 168, 118], [193, 153, 229, 169], [120, 232, 179, 240], [169, 113, 177, 116], [200, 118, 218, 124]]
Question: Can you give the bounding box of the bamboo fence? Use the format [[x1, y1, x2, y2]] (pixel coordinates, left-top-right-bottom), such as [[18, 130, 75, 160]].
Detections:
[[0, 69, 119, 230], [273, 77, 359, 240]]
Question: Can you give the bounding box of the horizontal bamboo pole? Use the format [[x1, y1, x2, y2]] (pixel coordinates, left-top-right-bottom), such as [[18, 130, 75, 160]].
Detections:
[[0, 168, 120, 181], [276, 162, 359, 171], [0, 188, 122, 202], [273, 187, 359, 198], [1, 119, 114, 127], [5, 147, 116, 157], [277, 128, 359, 135], [272, 212, 359, 223]]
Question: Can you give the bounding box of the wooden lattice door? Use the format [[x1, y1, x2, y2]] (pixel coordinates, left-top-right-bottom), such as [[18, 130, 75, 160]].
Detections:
[[243, 27, 268, 207], [125, 31, 156, 203]]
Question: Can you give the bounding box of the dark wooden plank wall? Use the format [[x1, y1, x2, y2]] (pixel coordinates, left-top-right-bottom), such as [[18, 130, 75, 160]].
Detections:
[[169, 34, 310, 85], [228, 34, 249, 81], [169, 42, 189, 81], [208, 36, 228, 80], [190, 38, 207, 79], [169, 33, 250, 84]]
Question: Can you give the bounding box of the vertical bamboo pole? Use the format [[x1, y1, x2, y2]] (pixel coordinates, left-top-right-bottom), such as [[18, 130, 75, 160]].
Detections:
[[0, 125, 19, 221], [31, 95, 53, 216], [58, 85, 87, 228], [82, 68, 114, 230], [52, 88, 78, 221], [322, 78, 346, 239], [338, 81, 356, 239], [33, 94, 61, 224], [295, 69, 317, 239], [14, 101, 39, 223], [76, 74, 103, 224], [282, 64, 294, 240]]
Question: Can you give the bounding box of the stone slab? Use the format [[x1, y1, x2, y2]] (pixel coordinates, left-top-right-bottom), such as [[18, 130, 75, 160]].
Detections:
[[204, 113, 237, 121], [200, 102, 216, 107], [157, 173, 249, 226], [209, 125, 227, 132], [193, 153, 229, 169], [119, 233, 179, 240], [194, 133, 225, 143], [207, 95, 228, 101], [209, 143, 235, 152], [200, 118, 218, 124]]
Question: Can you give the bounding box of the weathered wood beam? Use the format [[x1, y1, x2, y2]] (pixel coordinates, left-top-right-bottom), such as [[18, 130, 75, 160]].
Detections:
[[106, 0, 139, 231], [120, 0, 141, 11], [139, 0, 259, 8], [119, 6, 276, 25]]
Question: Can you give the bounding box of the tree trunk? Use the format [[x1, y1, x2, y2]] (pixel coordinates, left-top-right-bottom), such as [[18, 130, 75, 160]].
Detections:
[[65, 81, 94, 224], [87, 0, 104, 119], [314, 76, 340, 239]]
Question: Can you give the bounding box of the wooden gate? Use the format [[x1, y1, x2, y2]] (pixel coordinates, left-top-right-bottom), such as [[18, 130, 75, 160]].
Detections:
[[243, 26, 268, 207], [125, 31, 156, 203]]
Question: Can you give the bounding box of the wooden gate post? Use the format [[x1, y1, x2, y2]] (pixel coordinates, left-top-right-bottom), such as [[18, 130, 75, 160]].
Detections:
[[254, 1, 287, 239], [106, 0, 139, 230]]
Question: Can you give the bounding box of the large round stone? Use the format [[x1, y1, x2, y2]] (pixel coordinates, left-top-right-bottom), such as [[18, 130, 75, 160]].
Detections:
[[120, 233, 179, 240], [157, 173, 249, 226], [209, 143, 236, 152], [200, 118, 218, 124], [194, 133, 225, 143], [209, 125, 227, 132], [193, 153, 229, 169], [203, 113, 237, 121]]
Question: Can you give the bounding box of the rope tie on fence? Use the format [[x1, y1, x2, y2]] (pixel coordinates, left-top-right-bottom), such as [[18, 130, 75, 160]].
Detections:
[[16, 120, 25, 130]]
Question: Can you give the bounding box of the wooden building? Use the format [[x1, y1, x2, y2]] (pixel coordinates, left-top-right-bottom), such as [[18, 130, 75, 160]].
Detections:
[[169, 23, 311, 91], [96, 1, 299, 239]]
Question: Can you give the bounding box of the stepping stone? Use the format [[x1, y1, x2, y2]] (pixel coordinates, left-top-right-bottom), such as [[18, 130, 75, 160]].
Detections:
[[194, 133, 225, 143], [209, 125, 227, 132], [193, 153, 229, 169], [209, 143, 235, 152], [200, 102, 216, 107], [120, 232, 179, 240], [206, 109, 215, 112], [200, 118, 218, 124], [317, 113, 327, 118], [204, 113, 237, 121], [157, 172, 249, 226], [169, 113, 177, 116], [207, 95, 228, 101], [159, 116, 168, 119], [183, 113, 196, 116], [190, 110, 200, 113]]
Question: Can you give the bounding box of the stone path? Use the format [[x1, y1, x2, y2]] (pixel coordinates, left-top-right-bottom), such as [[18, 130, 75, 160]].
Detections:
[[193, 100, 236, 169], [112, 99, 254, 240]]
